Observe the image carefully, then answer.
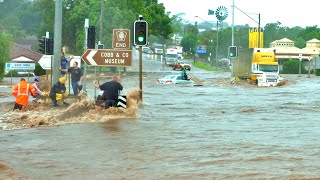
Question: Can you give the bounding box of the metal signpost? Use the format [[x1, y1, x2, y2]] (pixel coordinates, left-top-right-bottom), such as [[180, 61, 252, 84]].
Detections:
[[308, 56, 312, 78], [112, 29, 131, 78], [298, 54, 302, 77]]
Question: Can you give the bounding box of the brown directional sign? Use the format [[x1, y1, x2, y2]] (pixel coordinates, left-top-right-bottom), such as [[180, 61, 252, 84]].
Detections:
[[112, 29, 130, 49], [81, 49, 132, 67]]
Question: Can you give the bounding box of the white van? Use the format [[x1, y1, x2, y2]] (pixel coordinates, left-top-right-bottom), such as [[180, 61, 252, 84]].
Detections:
[[142, 47, 150, 53]]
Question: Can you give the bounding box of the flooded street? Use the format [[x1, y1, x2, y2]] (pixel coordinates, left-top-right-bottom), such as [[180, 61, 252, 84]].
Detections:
[[0, 72, 320, 179]]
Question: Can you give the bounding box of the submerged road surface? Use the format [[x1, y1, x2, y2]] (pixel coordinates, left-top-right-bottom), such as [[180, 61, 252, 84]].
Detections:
[[0, 72, 319, 179]]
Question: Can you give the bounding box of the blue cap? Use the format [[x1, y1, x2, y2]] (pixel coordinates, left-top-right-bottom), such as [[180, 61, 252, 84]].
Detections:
[[34, 78, 39, 82]]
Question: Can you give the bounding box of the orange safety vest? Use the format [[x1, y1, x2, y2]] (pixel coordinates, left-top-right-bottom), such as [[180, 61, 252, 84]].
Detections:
[[12, 80, 36, 106]]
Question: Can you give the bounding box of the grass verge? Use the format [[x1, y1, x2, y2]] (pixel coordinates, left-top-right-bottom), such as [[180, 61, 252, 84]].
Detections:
[[191, 62, 216, 71]]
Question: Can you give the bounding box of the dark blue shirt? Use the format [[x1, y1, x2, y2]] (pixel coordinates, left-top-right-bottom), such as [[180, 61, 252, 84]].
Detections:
[[61, 57, 68, 75]]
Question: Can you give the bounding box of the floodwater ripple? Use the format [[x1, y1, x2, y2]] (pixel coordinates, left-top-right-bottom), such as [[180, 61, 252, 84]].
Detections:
[[0, 73, 319, 179]]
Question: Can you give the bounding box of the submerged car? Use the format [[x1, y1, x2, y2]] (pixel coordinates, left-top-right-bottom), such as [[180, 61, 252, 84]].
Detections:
[[157, 75, 193, 84], [5, 70, 35, 76], [17, 70, 35, 76]]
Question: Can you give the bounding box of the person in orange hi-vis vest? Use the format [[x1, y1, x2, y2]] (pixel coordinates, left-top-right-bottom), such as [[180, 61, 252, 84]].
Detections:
[[12, 78, 37, 111]]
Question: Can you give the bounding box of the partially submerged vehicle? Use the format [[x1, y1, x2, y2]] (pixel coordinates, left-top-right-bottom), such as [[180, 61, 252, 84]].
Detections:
[[157, 75, 193, 84]]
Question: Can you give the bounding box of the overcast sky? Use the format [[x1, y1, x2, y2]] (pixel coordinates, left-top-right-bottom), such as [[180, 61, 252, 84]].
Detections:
[[157, 0, 319, 28]]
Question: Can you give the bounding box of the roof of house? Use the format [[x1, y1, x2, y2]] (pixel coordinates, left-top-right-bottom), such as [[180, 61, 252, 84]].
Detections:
[[276, 38, 294, 43], [306, 38, 320, 43], [10, 43, 42, 62]]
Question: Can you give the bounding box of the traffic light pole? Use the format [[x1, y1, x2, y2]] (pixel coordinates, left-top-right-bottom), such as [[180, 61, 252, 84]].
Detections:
[[139, 46, 143, 101], [134, 15, 147, 101]]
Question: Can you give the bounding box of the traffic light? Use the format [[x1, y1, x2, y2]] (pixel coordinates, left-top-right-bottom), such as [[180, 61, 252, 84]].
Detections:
[[87, 26, 95, 49], [46, 38, 54, 55], [39, 37, 46, 54], [134, 20, 148, 46], [228, 46, 237, 58]]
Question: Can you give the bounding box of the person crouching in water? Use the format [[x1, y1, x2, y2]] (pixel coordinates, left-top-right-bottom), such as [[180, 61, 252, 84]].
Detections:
[[50, 77, 69, 107], [12, 78, 37, 111], [181, 68, 188, 80], [93, 75, 123, 109]]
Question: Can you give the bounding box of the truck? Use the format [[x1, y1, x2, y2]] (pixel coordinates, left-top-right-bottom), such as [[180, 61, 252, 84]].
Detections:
[[151, 43, 164, 55], [175, 46, 183, 60], [233, 48, 283, 86], [164, 48, 179, 66]]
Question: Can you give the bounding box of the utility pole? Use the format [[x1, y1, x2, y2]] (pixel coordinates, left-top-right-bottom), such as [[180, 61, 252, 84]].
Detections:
[[98, 0, 104, 93], [231, 0, 234, 46], [216, 20, 219, 70], [99, 0, 104, 41], [258, 13, 261, 48], [53, 0, 62, 85]]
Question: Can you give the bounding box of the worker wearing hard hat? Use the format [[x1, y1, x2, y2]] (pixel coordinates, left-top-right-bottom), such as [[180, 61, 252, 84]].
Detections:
[[50, 77, 68, 107], [12, 78, 37, 110]]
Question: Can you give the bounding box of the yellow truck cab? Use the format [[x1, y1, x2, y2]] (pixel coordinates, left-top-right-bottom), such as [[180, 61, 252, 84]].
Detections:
[[251, 49, 283, 86]]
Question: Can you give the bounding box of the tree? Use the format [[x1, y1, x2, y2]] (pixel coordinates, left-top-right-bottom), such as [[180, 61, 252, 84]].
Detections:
[[0, 0, 40, 38], [0, 32, 11, 81], [297, 26, 320, 45], [33, 0, 173, 55]]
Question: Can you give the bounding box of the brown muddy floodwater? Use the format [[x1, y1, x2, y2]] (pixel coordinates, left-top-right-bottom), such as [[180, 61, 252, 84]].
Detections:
[[0, 72, 320, 179]]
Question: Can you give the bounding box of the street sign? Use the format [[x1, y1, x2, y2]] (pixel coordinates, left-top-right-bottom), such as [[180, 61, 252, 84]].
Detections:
[[6, 63, 35, 70], [81, 49, 132, 67], [112, 29, 130, 49], [39, 55, 81, 70], [195, 45, 207, 54], [38, 55, 52, 70]]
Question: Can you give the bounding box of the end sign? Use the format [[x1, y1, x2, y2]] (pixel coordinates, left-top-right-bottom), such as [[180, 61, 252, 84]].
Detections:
[[112, 29, 130, 49]]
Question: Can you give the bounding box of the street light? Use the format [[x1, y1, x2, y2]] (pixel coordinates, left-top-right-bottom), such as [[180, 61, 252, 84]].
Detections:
[[234, 5, 261, 47], [194, 16, 216, 30]]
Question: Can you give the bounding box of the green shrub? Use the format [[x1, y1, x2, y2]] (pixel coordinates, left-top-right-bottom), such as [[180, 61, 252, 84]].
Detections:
[[0, 62, 5, 81], [34, 63, 46, 76], [316, 69, 320, 76], [4, 70, 18, 77], [282, 60, 307, 74]]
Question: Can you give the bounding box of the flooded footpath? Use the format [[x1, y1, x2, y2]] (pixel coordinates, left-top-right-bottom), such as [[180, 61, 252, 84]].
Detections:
[[0, 72, 319, 179]]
